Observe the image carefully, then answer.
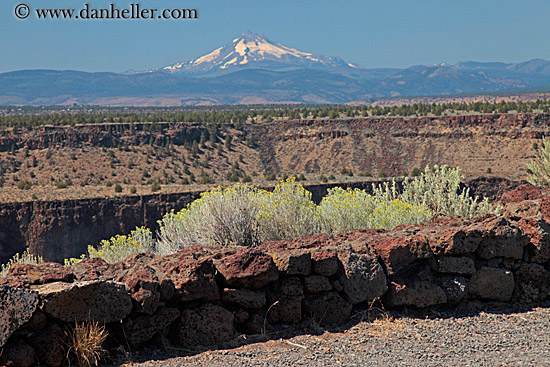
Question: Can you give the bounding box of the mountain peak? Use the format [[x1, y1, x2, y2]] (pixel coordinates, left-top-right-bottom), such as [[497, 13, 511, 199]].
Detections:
[[235, 31, 268, 43], [155, 32, 361, 76]]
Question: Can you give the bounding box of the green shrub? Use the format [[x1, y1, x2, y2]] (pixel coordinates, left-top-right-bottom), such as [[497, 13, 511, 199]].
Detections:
[[156, 184, 265, 254], [386, 165, 499, 219], [527, 137, 550, 188], [341, 167, 353, 176], [54, 180, 69, 189], [151, 181, 161, 192], [319, 174, 328, 183], [114, 183, 123, 193], [264, 173, 277, 181], [130, 186, 137, 194], [17, 180, 32, 190], [1, 248, 44, 278], [410, 167, 422, 177]]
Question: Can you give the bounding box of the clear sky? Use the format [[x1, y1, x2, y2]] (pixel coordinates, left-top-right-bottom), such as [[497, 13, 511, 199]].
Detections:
[[0, 0, 549, 73]]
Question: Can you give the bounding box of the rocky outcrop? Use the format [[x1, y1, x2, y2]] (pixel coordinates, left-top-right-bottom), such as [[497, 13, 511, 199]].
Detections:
[[3, 184, 550, 366]]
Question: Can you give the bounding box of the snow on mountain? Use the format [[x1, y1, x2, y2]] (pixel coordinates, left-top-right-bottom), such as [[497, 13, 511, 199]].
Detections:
[[154, 32, 362, 75]]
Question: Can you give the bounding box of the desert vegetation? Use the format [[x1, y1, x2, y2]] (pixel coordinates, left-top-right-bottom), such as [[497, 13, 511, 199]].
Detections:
[[24, 165, 498, 268], [0, 248, 43, 278], [527, 137, 550, 188]]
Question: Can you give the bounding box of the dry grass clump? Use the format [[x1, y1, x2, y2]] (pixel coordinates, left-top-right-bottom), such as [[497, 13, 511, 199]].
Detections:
[[67, 321, 108, 367]]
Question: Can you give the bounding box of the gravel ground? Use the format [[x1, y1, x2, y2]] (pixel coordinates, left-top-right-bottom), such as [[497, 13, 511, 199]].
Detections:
[[109, 303, 550, 367]]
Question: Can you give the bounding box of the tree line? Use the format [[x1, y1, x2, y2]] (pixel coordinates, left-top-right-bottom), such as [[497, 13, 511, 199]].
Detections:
[[1, 100, 550, 130]]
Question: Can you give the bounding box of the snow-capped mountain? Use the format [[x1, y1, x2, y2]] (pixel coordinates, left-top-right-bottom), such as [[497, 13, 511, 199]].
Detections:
[[154, 32, 363, 76]]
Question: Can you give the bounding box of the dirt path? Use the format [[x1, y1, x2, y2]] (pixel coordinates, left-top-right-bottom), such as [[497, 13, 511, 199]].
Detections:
[[107, 303, 550, 367]]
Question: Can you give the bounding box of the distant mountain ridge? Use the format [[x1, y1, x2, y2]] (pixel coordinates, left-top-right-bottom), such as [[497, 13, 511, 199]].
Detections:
[[2, 32, 550, 105]]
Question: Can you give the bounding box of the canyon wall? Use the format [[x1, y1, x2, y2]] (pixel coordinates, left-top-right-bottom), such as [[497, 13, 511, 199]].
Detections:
[[1, 113, 549, 180], [249, 113, 550, 179]]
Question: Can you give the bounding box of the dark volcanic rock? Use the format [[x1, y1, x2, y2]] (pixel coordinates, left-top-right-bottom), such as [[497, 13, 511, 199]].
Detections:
[[501, 184, 542, 205], [437, 275, 468, 303], [216, 249, 279, 289], [437, 256, 476, 275], [179, 304, 235, 346], [426, 217, 482, 256], [513, 263, 550, 303], [123, 307, 180, 346], [222, 288, 266, 309], [303, 275, 333, 293], [270, 249, 311, 276], [311, 247, 339, 276], [1, 262, 73, 288], [337, 245, 387, 305], [35, 280, 133, 323], [386, 279, 447, 308], [469, 267, 515, 302], [504, 198, 550, 263], [0, 285, 38, 348], [29, 323, 67, 367], [265, 294, 303, 324], [475, 216, 528, 260], [368, 229, 433, 275], [0, 337, 37, 367], [163, 258, 219, 302], [303, 291, 352, 325], [277, 276, 304, 296]]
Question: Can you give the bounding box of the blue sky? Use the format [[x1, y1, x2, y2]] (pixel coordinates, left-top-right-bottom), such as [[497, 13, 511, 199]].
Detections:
[[0, 0, 549, 73]]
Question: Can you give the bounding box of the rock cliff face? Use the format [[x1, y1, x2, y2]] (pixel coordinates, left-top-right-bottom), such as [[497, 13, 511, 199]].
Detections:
[[1, 113, 549, 179], [0, 113, 536, 263], [0, 122, 208, 152], [1, 184, 549, 366], [248, 113, 550, 179], [0, 192, 199, 263]]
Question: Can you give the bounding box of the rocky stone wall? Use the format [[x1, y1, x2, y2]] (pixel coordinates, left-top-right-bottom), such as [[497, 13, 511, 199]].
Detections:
[[0, 184, 546, 366]]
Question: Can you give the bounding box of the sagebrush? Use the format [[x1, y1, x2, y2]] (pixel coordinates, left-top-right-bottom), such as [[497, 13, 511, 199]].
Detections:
[[527, 137, 550, 188]]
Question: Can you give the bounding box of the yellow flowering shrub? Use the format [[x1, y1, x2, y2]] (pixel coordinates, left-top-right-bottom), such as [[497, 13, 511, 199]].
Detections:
[[319, 187, 431, 233], [93, 166, 500, 257], [258, 178, 320, 241], [0, 248, 43, 278], [85, 227, 154, 264]]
